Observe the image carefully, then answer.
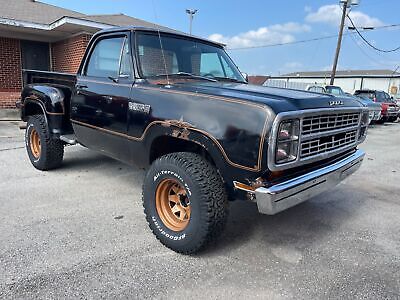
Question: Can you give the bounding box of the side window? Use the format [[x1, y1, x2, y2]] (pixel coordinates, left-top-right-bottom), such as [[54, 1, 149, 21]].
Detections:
[[199, 53, 224, 77], [119, 39, 133, 77], [86, 37, 125, 78]]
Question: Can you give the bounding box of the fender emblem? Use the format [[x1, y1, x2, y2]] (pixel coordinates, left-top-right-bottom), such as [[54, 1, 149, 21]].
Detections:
[[329, 100, 344, 106], [129, 102, 151, 114]]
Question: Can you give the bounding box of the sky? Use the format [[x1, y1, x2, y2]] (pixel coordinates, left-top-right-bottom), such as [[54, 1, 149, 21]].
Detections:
[[42, 0, 400, 76]]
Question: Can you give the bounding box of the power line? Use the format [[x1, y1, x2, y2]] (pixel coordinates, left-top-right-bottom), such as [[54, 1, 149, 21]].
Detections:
[[226, 23, 400, 51], [348, 31, 397, 68], [346, 15, 400, 53]]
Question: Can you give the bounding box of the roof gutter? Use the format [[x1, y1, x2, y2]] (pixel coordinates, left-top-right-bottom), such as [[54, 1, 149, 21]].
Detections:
[[0, 16, 115, 31]]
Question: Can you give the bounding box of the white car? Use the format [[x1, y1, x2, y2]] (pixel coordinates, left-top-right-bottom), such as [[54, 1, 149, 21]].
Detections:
[[305, 85, 327, 94]]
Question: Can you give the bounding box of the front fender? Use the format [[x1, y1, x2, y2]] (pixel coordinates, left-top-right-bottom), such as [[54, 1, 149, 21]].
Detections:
[[141, 120, 270, 187]]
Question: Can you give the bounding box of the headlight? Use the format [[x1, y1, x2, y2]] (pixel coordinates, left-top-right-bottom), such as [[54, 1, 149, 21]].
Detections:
[[276, 120, 300, 164], [368, 111, 374, 120], [359, 111, 369, 140], [361, 111, 370, 126]]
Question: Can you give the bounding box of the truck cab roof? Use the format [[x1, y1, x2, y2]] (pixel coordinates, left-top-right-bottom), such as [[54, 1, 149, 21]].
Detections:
[[93, 26, 225, 48]]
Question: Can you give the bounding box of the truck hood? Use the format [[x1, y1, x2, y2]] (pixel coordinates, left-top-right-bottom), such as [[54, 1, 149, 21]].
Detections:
[[175, 82, 363, 113]]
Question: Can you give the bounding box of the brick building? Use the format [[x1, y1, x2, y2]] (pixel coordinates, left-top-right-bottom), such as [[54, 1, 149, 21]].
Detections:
[[0, 0, 173, 108]]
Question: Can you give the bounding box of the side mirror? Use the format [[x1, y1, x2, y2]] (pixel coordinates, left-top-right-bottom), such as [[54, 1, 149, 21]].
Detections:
[[241, 72, 249, 82]]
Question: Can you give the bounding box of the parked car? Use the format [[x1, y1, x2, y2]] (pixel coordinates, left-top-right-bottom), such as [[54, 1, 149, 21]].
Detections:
[[354, 90, 399, 122], [354, 95, 382, 124], [321, 86, 381, 124], [19, 27, 368, 254], [325, 86, 356, 101], [304, 85, 378, 124], [325, 85, 347, 96], [394, 95, 400, 106], [305, 85, 327, 94]]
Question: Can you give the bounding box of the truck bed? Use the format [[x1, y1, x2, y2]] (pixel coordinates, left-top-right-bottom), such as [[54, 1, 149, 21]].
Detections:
[[23, 69, 76, 89]]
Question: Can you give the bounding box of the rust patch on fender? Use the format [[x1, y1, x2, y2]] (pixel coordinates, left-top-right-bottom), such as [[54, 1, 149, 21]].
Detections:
[[171, 128, 191, 140]]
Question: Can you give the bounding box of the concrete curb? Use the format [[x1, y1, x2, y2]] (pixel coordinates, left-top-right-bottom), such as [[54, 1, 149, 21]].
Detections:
[[0, 109, 19, 121]]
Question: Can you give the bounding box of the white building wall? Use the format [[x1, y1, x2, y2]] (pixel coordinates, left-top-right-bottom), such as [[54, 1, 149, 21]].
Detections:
[[265, 76, 400, 95]]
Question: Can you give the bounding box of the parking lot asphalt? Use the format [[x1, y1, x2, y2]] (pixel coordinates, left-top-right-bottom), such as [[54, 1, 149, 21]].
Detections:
[[1, 120, 400, 299]]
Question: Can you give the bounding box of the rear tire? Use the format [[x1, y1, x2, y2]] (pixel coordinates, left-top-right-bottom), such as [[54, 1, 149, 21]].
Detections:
[[142, 152, 229, 254], [25, 114, 64, 171]]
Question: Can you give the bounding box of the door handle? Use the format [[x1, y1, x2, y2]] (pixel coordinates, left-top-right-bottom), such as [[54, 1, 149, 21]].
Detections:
[[76, 84, 88, 95], [104, 96, 113, 104]]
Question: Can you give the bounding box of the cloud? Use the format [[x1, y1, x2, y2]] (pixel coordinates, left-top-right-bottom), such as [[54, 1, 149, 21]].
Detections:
[[278, 62, 304, 74], [208, 22, 311, 49], [283, 62, 303, 69], [305, 4, 384, 28]]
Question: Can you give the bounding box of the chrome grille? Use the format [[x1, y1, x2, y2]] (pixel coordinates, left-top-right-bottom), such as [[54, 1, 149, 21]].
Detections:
[[302, 112, 360, 135], [268, 108, 368, 171], [301, 130, 357, 158]]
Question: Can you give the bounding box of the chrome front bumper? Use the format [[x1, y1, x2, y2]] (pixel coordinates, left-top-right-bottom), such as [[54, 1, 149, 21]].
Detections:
[[255, 149, 365, 215]]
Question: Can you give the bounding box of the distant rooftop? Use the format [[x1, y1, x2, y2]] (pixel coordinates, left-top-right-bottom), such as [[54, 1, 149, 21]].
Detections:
[[0, 0, 180, 42], [282, 69, 400, 77], [0, 0, 173, 31], [248, 76, 270, 85]]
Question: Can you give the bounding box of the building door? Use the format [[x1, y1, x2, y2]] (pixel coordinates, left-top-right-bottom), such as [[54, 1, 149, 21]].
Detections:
[[21, 41, 50, 71]]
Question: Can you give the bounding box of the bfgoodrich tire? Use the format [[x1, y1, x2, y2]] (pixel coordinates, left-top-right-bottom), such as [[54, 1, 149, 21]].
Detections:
[[142, 152, 229, 254], [25, 114, 64, 171]]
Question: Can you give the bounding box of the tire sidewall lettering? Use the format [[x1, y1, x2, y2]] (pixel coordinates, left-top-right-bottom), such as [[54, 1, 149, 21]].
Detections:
[[151, 216, 186, 240], [153, 170, 192, 196]]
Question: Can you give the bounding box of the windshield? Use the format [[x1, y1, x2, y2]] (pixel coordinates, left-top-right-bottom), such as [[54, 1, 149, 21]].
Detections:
[[326, 86, 344, 96], [376, 91, 388, 102], [136, 32, 245, 82]]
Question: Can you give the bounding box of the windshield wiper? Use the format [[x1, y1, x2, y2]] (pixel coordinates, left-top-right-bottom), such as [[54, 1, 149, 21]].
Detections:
[[154, 72, 217, 82], [213, 76, 245, 83]]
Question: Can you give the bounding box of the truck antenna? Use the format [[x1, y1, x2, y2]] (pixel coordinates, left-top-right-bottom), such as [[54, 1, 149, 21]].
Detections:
[[151, 0, 171, 87]]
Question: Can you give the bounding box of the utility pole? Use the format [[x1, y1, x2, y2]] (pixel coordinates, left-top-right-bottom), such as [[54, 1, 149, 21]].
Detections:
[[330, 1, 349, 85], [186, 9, 198, 35], [330, 0, 359, 85]]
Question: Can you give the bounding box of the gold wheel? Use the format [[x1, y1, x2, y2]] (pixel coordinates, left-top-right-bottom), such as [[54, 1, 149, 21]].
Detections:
[[155, 179, 191, 231], [30, 128, 41, 159]]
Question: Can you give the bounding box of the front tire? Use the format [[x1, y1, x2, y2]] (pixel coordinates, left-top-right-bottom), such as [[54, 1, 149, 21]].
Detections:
[[25, 114, 64, 171], [142, 152, 229, 254]]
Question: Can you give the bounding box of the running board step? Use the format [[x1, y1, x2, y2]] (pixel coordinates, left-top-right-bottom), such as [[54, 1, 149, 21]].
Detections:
[[60, 134, 77, 145]]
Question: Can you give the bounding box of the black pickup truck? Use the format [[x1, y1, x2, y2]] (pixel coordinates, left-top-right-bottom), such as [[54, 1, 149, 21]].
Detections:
[[20, 27, 368, 254]]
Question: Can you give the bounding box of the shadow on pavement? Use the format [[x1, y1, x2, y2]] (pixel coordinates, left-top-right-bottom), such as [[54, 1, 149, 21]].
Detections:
[[201, 186, 366, 256]]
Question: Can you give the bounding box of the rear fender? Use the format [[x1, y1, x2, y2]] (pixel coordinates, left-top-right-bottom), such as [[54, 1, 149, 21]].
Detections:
[[21, 85, 65, 134]]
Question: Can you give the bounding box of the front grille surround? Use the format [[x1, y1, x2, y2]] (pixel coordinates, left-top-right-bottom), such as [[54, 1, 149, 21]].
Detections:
[[268, 108, 368, 171]]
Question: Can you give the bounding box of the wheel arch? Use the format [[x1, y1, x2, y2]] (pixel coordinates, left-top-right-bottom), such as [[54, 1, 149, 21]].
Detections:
[[21, 99, 48, 123], [149, 135, 218, 168], [147, 132, 241, 200]]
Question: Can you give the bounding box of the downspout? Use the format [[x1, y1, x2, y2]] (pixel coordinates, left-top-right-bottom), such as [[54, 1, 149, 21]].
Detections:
[[49, 43, 53, 71]]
